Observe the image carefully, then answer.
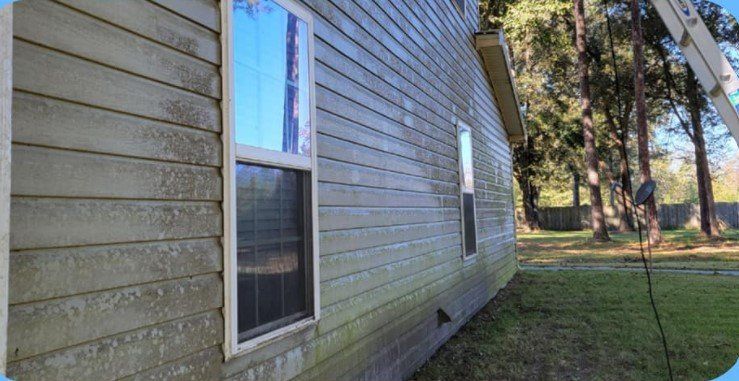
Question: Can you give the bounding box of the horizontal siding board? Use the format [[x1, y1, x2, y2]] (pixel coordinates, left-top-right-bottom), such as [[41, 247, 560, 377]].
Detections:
[[7, 311, 223, 381], [12, 92, 221, 166], [331, 256, 517, 381], [398, 0, 502, 130], [318, 158, 458, 195], [319, 206, 459, 231], [319, 253, 461, 334], [320, 233, 460, 282], [9, 238, 222, 304], [315, 39, 455, 142], [13, 40, 221, 132], [309, 0, 468, 113], [318, 134, 458, 184], [14, 0, 220, 98], [319, 220, 459, 256], [9, 198, 221, 250], [318, 109, 458, 172], [8, 274, 222, 361], [313, 22, 455, 125], [119, 346, 223, 381], [317, 62, 455, 149], [151, 0, 220, 32], [318, 182, 458, 208], [57, 0, 220, 64], [321, 245, 459, 307], [316, 87, 457, 160], [11, 145, 221, 200]]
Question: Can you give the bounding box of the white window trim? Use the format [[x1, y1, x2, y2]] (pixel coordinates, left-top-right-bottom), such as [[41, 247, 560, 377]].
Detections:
[[457, 122, 478, 258], [221, 0, 320, 359]]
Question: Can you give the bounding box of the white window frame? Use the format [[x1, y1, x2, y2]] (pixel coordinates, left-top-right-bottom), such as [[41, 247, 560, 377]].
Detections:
[[457, 122, 478, 258], [221, 0, 320, 359]]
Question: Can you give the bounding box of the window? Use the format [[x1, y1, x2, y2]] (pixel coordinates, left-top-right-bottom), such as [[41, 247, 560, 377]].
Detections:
[[223, 0, 319, 356], [457, 123, 477, 257], [452, 0, 466, 17]]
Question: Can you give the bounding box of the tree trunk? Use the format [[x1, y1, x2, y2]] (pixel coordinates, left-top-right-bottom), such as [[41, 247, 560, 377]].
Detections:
[[686, 69, 721, 237], [514, 141, 541, 232], [630, 0, 662, 244], [282, 14, 300, 153], [574, 0, 610, 242], [519, 176, 541, 232], [603, 108, 635, 231], [569, 164, 581, 207]]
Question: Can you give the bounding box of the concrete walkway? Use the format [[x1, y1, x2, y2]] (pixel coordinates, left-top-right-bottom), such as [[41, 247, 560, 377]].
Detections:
[[520, 264, 739, 277]]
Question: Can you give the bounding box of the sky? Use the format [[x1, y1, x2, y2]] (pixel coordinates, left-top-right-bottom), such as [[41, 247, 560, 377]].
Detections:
[[710, 0, 739, 20], [654, 0, 739, 163]]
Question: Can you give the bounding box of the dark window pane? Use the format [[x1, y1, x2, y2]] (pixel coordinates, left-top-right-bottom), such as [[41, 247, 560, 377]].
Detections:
[[463, 193, 477, 255], [236, 164, 311, 342], [233, 0, 311, 156]]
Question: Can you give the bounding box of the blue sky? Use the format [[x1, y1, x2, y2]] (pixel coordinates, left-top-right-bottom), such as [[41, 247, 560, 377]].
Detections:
[[710, 1, 739, 20], [654, 0, 739, 163]]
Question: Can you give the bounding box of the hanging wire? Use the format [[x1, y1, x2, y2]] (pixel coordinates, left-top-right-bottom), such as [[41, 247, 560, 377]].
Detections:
[[602, 1, 674, 379], [602, 0, 634, 230]]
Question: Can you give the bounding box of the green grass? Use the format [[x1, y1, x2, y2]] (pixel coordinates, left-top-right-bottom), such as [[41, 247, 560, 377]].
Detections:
[[412, 271, 738, 381], [517, 229, 739, 270]]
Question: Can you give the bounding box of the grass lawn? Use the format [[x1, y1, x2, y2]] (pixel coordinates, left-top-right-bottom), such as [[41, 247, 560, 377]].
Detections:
[[412, 271, 738, 381], [517, 229, 739, 270]]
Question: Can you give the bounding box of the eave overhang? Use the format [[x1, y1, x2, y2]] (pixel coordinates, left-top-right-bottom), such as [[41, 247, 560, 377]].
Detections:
[[475, 30, 527, 143]]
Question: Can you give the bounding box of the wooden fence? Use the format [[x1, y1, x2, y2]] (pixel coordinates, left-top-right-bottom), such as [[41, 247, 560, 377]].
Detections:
[[520, 202, 739, 231]]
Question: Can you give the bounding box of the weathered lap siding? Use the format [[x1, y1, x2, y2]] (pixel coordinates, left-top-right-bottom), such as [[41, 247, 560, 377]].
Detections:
[[222, 0, 516, 380], [7, 0, 224, 379], [7, 0, 516, 380]]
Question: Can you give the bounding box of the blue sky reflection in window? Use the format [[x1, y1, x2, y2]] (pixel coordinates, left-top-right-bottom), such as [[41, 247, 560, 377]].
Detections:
[[234, 0, 311, 156]]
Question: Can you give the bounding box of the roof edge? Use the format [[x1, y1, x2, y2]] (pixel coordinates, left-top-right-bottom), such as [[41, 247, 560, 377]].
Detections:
[[475, 30, 527, 143]]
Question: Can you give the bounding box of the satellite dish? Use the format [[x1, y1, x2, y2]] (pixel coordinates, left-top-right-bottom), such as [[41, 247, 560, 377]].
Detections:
[[635, 180, 656, 206]]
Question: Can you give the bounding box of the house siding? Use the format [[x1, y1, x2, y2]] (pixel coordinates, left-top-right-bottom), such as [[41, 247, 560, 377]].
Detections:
[[222, 0, 516, 380], [6, 0, 517, 380], [7, 0, 224, 379]]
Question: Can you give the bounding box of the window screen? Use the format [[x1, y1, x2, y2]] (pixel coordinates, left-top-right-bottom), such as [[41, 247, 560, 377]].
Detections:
[[235, 164, 311, 342]]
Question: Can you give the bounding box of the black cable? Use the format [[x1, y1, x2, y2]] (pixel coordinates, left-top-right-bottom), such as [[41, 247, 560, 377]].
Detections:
[[632, 199, 674, 381], [602, 0, 634, 228], [602, 1, 674, 378]]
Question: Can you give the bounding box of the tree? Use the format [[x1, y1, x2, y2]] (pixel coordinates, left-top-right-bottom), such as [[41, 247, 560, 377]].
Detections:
[[484, 0, 581, 231], [592, 0, 636, 231], [644, 0, 739, 237], [630, 0, 662, 243], [574, 0, 610, 241]]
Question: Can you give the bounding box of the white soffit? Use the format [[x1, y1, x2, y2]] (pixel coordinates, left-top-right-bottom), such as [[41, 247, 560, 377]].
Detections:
[[475, 30, 527, 143]]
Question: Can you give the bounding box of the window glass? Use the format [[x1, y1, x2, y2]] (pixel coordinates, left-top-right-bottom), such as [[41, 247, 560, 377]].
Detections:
[[233, 0, 311, 156], [463, 193, 477, 255], [235, 164, 310, 342], [452, 0, 465, 15], [459, 129, 474, 191], [458, 126, 477, 256]]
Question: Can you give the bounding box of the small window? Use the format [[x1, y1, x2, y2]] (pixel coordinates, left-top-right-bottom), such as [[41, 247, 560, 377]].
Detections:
[[457, 123, 477, 257], [224, 0, 319, 356], [452, 0, 466, 16]]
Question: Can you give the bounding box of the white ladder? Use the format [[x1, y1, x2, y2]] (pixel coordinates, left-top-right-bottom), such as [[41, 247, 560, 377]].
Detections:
[[650, 0, 739, 144]]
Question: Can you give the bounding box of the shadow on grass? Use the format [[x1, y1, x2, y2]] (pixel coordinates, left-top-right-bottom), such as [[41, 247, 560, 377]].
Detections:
[[517, 229, 739, 270]]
